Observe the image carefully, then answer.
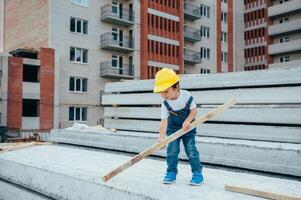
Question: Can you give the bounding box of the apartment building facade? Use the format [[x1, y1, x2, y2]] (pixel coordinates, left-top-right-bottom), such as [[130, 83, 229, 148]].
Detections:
[[267, 0, 301, 68], [0, 48, 55, 130], [243, 0, 301, 70]]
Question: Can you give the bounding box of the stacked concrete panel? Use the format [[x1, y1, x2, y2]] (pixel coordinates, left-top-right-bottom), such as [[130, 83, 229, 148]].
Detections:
[[50, 68, 301, 176]]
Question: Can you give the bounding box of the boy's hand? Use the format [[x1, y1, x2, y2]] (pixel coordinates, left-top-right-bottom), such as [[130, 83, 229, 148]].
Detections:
[[157, 136, 166, 149], [182, 120, 191, 131], [157, 136, 165, 142]]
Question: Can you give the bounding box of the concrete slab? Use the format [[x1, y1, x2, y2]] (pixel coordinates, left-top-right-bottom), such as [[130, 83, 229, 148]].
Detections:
[[49, 130, 301, 176], [104, 119, 301, 143], [103, 106, 301, 125], [0, 179, 51, 200], [0, 144, 300, 200], [104, 68, 301, 93]]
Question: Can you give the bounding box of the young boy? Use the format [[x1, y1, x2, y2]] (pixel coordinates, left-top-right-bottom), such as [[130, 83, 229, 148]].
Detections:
[[153, 68, 204, 186]]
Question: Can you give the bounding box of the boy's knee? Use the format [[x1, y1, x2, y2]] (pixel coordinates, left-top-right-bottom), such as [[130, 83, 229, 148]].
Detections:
[[185, 146, 199, 158], [167, 146, 179, 157]]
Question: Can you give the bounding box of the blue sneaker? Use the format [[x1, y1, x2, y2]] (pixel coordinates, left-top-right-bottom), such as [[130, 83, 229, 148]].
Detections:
[[190, 172, 204, 186], [163, 172, 176, 184]]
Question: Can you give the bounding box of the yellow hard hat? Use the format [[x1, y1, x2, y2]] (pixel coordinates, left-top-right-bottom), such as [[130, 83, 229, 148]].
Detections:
[[153, 68, 180, 93]]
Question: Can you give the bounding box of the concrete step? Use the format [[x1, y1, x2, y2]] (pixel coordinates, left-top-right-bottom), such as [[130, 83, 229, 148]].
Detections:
[[49, 129, 301, 176], [0, 144, 300, 200], [0, 179, 51, 200]]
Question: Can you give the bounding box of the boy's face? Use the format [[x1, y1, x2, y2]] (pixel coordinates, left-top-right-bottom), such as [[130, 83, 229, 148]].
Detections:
[[160, 87, 178, 100]]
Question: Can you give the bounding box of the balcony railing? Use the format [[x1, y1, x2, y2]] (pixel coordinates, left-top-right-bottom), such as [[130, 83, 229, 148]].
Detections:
[[184, 49, 201, 64], [100, 32, 134, 53], [101, 4, 135, 27], [184, 3, 201, 20], [184, 26, 201, 43], [100, 61, 134, 79]]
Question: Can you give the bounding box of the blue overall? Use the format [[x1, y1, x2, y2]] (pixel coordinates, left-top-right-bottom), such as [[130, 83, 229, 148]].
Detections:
[[164, 96, 202, 174]]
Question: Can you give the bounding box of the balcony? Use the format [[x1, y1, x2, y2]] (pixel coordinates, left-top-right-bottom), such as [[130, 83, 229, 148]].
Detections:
[[184, 49, 201, 64], [100, 61, 134, 79], [184, 3, 201, 20], [100, 33, 134, 53], [101, 4, 135, 27], [184, 26, 201, 43], [268, 0, 301, 18], [269, 39, 301, 55], [268, 19, 301, 36]]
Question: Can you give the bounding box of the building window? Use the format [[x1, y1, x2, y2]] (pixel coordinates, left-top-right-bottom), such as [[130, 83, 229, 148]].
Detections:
[[280, 35, 289, 43], [200, 5, 210, 18], [279, 18, 289, 23], [280, 55, 290, 62], [69, 107, 87, 121], [221, 32, 227, 42], [70, 0, 88, 7], [69, 77, 87, 92], [22, 99, 39, 117], [280, 0, 289, 4], [221, 12, 227, 24], [200, 47, 210, 59], [23, 65, 40, 83], [222, 52, 228, 63], [221, 0, 227, 3], [200, 68, 210, 74], [112, 2, 118, 14], [70, 17, 88, 34], [200, 26, 210, 38], [70, 47, 88, 63]]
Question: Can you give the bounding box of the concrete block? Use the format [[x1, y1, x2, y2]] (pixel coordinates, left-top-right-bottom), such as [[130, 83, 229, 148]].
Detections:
[[0, 144, 301, 200], [104, 119, 301, 143], [0, 179, 51, 200], [49, 130, 301, 176], [104, 68, 301, 93]]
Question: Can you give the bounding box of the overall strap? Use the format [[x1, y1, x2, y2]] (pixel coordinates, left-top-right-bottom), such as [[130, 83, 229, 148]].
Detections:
[[186, 96, 194, 108], [163, 100, 173, 112], [163, 100, 178, 116]]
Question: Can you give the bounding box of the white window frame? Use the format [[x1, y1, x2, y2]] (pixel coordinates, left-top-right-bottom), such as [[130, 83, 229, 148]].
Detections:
[[280, 0, 289, 4], [222, 52, 228, 63], [69, 77, 88, 92], [280, 55, 290, 62], [280, 35, 289, 43], [70, 17, 88, 35], [201, 47, 210, 59], [221, 12, 227, 24], [279, 17, 289, 24], [200, 26, 210, 38], [222, 32, 227, 42], [112, 1, 120, 15], [200, 5, 210, 18], [69, 107, 87, 122], [112, 28, 119, 41], [70, 47, 88, 64], [200, 68, 210, 74]]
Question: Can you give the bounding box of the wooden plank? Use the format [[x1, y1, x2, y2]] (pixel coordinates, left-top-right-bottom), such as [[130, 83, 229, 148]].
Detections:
[[105, 68, 301, 93], [102, 86, 301, 105], [225, 185, 301, 200], [0, 142, 52, 152], [102, 99, 237, 182], [104, 119, 301, 143], [104, 106, 301, 125]]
